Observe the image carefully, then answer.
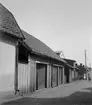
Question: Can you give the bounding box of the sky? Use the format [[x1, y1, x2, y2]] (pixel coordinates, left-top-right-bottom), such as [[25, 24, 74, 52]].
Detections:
[[0, 0, 92, 66]]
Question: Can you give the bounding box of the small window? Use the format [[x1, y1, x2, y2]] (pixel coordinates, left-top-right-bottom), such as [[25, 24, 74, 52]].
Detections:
[[18, 45, 28, 63]]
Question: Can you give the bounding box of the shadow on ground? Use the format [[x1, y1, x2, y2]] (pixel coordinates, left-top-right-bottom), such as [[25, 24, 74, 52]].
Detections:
[[2, 87, 92, 105], [83, 87, 92, 92]]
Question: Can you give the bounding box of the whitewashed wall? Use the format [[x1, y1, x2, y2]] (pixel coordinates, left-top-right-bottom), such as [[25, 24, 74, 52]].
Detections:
[[0, 41, 15, 92]]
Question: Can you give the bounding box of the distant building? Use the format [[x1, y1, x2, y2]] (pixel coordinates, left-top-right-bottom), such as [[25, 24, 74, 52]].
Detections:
[[63, 58, 79, 83], [55, 51, 79, 83]]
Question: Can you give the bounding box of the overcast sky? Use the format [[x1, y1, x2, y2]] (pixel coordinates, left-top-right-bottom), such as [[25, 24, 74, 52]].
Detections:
[[1, 0, 92, 66]]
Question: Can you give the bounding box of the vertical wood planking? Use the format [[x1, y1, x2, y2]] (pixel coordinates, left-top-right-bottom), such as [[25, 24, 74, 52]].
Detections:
[[29, 57, 36, 92], [18, 61, 32, 94], [59, 67, 63, 85]]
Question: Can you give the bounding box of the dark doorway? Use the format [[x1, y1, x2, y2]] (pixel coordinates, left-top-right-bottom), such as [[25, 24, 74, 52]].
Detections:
[[65, 66, 70, 83], [52, 66, 58, 87], [59, 67, 63, 85], [36, 63, 47, 90], [66, 75, 69, 83]]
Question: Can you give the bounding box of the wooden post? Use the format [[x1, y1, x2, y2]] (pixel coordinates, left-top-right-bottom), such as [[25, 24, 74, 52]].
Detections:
[[69, 69, 72, 83], [63, 67, 65, 84], [34, 61, 36, 91], [58, 67, 59, 86], [36, 63, 38, 90], [49, 65, 52, 88], [45, 65, 47, 88], [14, 42, 19, 94], [51, 65, 53, 88]]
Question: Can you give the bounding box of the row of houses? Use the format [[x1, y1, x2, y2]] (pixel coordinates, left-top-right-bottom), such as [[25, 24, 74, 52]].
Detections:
[[0, 3, 85, 98]]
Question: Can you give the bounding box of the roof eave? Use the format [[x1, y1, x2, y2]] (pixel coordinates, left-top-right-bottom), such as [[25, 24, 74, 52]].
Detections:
[[22, 41, 66, 64]]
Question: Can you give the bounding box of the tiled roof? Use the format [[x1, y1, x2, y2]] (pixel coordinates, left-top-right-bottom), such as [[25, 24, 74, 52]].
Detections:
[[63, 58, 76, 66], [66, 63, 74, 69], [0, 3, 24, 39], [22, 30, 66, 63]]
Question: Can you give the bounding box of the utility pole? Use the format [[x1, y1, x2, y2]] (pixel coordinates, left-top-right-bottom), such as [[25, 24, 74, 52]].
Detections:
[[85, 50, 87, 80], [85, 50, 87, 67]]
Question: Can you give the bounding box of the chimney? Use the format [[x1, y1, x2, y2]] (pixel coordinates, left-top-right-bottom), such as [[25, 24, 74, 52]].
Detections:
[[55, 51, 61, 56]]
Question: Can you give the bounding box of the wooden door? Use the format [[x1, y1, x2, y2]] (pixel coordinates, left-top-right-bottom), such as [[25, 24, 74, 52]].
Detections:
[[18, 63, 31, 94], [36, 63, 47, 90], [52, 66, 58, 87], [59, 67, 63, 85]]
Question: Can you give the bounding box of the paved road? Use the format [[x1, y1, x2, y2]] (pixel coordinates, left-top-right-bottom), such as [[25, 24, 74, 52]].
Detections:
[[2, 80, 92, 105]]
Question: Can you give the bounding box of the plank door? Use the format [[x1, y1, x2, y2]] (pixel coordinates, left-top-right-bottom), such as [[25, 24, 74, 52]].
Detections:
[[52, 66, 58, 87], [36, 63, 47, 90]]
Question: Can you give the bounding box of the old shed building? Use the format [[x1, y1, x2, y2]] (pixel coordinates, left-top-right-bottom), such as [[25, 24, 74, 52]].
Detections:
[[17, 30, 66, 95], [0, 3, 67, 98]]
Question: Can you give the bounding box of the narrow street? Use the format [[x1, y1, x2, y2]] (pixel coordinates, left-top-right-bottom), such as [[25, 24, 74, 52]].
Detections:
[[2, 80, 92, 105]]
